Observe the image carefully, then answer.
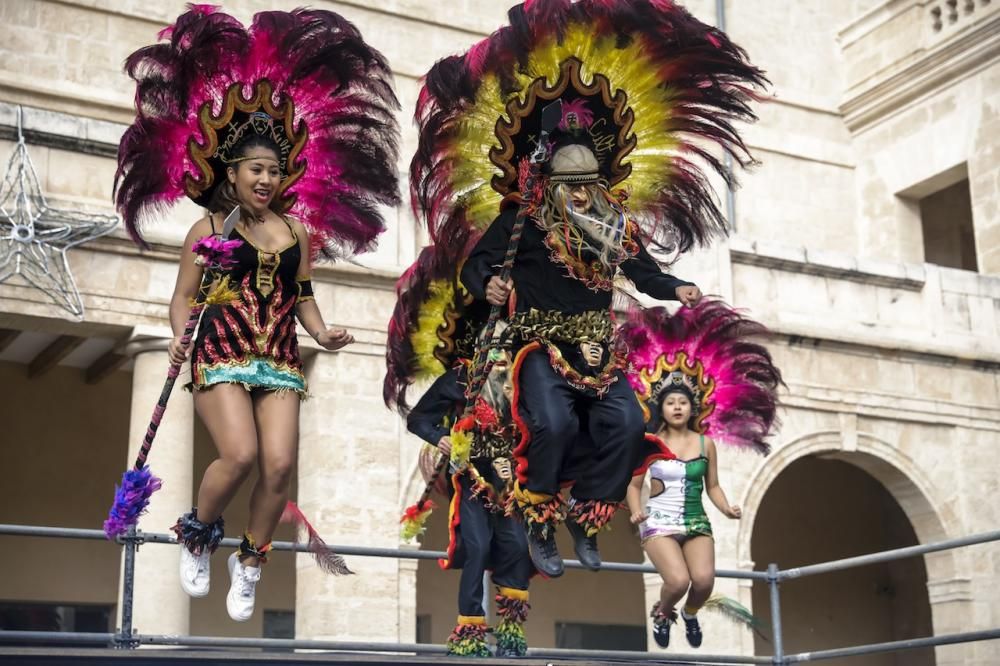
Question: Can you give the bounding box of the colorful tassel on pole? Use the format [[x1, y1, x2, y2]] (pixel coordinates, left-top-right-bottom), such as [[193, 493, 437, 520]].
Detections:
[[103, 466, 162, 538], [400, 499, 436, 542], [448, 423, 474, 468], [102, 233, 240, 539]]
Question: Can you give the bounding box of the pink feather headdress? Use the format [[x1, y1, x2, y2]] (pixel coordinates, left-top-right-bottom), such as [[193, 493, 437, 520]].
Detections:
[[619, 300, 783, 454], [114, 5, 400, 260]]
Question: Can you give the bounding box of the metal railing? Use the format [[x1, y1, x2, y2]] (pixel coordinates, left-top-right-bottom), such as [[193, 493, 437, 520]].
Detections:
[[0, 523, 998, 664]]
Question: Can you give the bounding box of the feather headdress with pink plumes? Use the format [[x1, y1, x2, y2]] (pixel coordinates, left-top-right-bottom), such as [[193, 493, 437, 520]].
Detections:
[[114, 4, 400, 260], [618, 300, 783, 455]]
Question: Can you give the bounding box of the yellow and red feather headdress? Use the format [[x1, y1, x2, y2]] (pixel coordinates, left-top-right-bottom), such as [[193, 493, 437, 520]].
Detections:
[[410, 0, 768, 258]]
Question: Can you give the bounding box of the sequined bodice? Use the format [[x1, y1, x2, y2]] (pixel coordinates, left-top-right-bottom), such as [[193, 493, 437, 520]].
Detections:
[[224, 225, 301, 300], [190, 219, 304, 386]]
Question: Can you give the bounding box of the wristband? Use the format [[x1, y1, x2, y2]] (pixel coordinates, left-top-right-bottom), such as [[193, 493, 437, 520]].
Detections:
[[297, 278, 314, 302]]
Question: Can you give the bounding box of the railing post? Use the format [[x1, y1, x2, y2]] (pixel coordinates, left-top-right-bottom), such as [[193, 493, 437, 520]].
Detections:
[[768, 563, 784, 665], [113, 526, 142, 649], [483, 571, 492, 625]]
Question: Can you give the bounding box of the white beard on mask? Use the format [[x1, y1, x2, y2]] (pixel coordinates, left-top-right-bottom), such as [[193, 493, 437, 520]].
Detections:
[[543, 183, 630, 271]]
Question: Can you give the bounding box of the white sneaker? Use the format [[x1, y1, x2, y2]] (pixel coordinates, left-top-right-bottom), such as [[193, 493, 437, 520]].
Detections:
[[226, 552, 260, 622], [179, 546, 211, 598]]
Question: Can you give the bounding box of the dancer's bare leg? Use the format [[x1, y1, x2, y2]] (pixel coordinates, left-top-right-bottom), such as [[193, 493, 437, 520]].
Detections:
[[193, 384, 258, 522], [242, 390, 299, 566], [644, 535, 691, 610]]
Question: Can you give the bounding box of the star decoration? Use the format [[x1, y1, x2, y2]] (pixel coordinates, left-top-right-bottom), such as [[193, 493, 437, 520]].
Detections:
[[0, 107, 118, 319]]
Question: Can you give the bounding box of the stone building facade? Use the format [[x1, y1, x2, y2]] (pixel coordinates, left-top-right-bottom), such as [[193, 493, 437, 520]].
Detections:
[[0, 1, 996, 664]]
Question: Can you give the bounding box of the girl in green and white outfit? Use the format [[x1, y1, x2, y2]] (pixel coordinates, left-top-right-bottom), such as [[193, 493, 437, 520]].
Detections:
[[620, 301, 783, 650], [627, 386, 740, 648]]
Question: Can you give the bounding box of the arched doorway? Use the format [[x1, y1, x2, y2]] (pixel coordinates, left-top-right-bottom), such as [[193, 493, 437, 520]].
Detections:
[[750, 454, 934, 665]]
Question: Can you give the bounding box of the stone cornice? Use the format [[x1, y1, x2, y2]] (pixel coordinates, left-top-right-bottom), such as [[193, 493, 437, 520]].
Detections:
[[840, 12, 1000, 132], [0, 101, 122, 157], [0, 124, 117, 159], [54, 0, 496, 39], [837, 0, 919, 49], [83, 234, 401, 292], [730, 238, 1000, 366], [926, 577, 974, 604], [767, 312, 1000, 367], [16, 0, 475, 123], [729, 237, 926, 290], [0, 71, 135, 125], [782, 379, 1000, 432]]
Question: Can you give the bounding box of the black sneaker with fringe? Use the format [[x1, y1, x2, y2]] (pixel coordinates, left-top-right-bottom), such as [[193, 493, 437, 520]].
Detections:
[[650, 602, 676, 648]]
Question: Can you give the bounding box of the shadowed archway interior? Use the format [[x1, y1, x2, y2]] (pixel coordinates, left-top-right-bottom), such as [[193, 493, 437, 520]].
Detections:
[[751, 455, 934, 666]]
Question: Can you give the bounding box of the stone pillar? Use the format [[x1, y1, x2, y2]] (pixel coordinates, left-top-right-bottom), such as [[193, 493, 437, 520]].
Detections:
[[706, 549, 749, 655], [397, 543, 420, 644], [926, 550, 974, 666], [295, 348, 403, 641], [119, 335, 194, 637]]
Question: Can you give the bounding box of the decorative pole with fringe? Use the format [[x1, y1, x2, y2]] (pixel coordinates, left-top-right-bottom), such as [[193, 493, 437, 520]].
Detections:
[[104, 208, 242, 538], [400, 102, 563, 541]]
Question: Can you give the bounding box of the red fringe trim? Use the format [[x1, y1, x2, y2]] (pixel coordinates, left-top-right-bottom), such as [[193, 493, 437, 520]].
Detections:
[[495, 592, 530, 623], [567, 499, 620, 536], [516, 493, 567, 538], [438, 472, 464, 570], [510, 342, 542, 487], [453, 414, 477, 433]]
